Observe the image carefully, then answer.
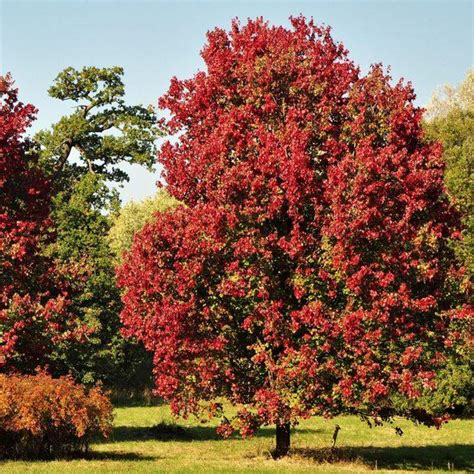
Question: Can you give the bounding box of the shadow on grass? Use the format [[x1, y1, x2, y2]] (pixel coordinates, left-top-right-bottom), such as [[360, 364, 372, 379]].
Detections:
[[0, 450, 155, 462], [103, 424, 320, 443], [292, 444, 474, 471], [109, 424, 215, 442], [86, 451, 156, 461]]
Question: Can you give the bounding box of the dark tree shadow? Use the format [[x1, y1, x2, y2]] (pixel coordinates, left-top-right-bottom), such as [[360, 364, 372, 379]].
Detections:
[[111, 397, 165, 409], [107, 425, 217, 442], [292, 444, 474, 471], [0, 451, 154, 462], [100, 424, 320, 443], [86, 451, 156, 461]]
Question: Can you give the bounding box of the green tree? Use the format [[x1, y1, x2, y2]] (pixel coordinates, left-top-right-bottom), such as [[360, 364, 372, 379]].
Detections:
[[37, 66, 158, 186], [425, 69, 473, 121], [36, 66, 160, 389], [418, 70, 474, 417], [424, 69, 473, 276], [108, 190, 179, 261]]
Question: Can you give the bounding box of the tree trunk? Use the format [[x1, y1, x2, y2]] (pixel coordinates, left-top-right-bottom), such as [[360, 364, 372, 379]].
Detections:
[[53, 138, 74, 181], [274, 422, 290, 458]]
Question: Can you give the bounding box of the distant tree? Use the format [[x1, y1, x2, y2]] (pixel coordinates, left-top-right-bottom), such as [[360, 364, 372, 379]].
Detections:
[[118, 18, 471, 457], [424, 69, 473, 277], [36, 67, 160, 387], [424, 69, 473, 121], [0, 75, 83, 373], [108, 190, 179, 261]]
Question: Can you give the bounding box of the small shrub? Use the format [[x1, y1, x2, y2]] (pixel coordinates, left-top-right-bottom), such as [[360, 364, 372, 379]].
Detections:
[[0, 372, 113, 459]]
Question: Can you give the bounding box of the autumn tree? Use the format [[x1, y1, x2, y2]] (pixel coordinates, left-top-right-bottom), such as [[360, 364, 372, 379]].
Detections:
[[36, 66, 160, 387], [0, 75, 83, 373], [118, 18, 471, 456]]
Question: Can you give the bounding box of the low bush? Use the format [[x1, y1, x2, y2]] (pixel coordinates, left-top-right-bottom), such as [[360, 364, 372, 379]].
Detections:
[[0, 372, 113, 459]]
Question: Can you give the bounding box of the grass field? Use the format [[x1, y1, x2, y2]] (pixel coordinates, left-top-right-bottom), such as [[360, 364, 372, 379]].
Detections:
[[1, 404, 473, 473]]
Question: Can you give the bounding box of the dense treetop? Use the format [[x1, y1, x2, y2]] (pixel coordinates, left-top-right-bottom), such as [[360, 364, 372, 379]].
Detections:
[[118, 17, 471, 453]]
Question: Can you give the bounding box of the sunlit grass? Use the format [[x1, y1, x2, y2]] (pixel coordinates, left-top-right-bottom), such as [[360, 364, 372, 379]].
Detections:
[[1, 404, 473, 473]]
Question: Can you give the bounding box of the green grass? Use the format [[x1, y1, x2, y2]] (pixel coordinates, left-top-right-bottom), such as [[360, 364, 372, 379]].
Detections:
[[1, 405, 473, 473]]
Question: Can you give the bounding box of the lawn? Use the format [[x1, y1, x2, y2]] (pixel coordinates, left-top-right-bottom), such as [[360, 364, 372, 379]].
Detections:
[[1, 404, 473, 473]]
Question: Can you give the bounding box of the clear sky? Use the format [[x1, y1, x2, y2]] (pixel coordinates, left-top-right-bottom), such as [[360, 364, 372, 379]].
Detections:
[[1, 0, 472, 203]]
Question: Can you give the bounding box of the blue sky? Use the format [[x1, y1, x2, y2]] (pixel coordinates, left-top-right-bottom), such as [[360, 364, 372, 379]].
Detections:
[[1, 0, 472, 203]]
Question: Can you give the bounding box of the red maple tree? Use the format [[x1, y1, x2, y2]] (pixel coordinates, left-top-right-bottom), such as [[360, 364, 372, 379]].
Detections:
[[118, 17, 471, 455], [0, 75, 85, 373]]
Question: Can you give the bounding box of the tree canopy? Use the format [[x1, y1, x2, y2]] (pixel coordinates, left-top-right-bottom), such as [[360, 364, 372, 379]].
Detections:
[[117, 17, 471, 456], [424, 69, 473, 277], [37, 66, 160, 186]]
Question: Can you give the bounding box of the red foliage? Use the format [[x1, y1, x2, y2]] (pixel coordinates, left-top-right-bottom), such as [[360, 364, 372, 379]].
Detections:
[[0, 75, 85, 373], [118, 17, 472, 434]]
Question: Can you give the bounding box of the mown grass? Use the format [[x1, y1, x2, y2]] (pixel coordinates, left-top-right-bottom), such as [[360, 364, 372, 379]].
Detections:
[[1, 404, 473, 473]]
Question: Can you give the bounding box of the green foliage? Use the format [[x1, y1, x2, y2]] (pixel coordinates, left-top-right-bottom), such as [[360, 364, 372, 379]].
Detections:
[[48, 174, 117, 264], [418, 70, 474, 417], [426, 361, 473, 416], [424, 69, 474, 277], [36, 66, 160, 185], [35, 66, 161, 389], [392, 359, 473, 418], [108, 190, 179, 261], [45, 174, 153, 388]]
